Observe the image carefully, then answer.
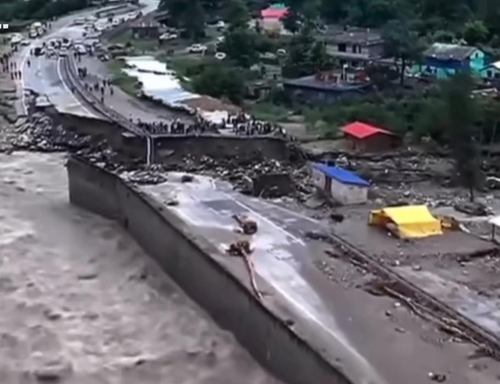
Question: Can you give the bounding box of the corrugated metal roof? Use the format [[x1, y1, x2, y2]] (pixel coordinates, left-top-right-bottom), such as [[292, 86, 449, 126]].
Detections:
[[341, 121, 393, 139], [312, 163, 370, 186], [424, 43, 477, 61]]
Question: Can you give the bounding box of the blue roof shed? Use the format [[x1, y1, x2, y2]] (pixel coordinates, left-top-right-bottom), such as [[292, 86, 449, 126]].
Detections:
[[312, 163, 370, 187]]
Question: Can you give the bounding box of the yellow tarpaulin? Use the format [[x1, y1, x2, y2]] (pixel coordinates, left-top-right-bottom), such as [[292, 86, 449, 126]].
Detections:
[[369, 205, 443, 239]]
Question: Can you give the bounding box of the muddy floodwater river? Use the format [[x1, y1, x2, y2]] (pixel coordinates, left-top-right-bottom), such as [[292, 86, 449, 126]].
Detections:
[[0, 152, 280, 384]]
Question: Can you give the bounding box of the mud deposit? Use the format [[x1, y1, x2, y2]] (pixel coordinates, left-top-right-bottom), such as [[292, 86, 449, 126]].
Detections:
[[0, 152, 280, 384]]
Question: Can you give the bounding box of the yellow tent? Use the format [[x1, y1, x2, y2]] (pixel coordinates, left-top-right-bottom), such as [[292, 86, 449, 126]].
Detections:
[[369, 205, 443, 239]]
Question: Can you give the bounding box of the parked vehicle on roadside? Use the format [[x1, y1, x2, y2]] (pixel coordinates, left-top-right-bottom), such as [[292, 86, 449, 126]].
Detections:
[[159, 32, 178, 41], [58, 47, 69, 57], [187, 44, 206, 54], [33, 46, 44, 56]]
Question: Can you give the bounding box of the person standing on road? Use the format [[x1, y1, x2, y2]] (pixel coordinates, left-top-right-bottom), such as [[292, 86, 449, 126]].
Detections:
[[110, 86, 114, 96]]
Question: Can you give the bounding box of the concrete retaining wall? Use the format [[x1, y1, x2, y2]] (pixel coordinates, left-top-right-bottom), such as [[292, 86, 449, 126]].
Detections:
[[67, 156, 353, 384], [122, 134, 289, 161]]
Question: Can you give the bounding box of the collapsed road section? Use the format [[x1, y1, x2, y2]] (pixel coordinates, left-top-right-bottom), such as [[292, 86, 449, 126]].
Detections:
[[67, 155, 500, 384]]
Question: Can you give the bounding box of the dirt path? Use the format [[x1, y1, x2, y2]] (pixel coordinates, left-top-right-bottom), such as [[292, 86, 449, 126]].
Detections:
[[0, 152, 280, 384]]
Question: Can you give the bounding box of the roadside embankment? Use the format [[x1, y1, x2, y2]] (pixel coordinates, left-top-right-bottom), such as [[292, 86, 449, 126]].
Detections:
[[66, 156, 354, 384]]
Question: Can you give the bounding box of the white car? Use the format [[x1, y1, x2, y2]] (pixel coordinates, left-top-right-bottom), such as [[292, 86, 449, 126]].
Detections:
[[10, 34, 22, 44], [159, 32, 178, 41], [58, 48, 69, 57], [74, 44, 87, 54], [20, 40, 30, 46], [188, 44, 206, 54], [73, 17, 85, 25]]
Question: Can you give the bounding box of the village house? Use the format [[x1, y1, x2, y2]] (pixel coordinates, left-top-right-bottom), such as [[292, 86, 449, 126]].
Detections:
[[282, 69, 371, 104], [418, 43, 487, 79], [258, 3, 288, 34], [341, 121, 400, 152], [319, 26, 385, 69], [480, 61, 500, 81], [131, 13, 162, 39], [310, 162, 370, 205]]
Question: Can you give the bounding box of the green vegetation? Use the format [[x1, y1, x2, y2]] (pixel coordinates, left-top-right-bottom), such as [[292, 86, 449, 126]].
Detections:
[[108, 31, 159, 55], [191, 62, 245, 104], [282, 24, 333, 78], [154, 0, 500, 150], [108, 60, 141, 96], [249, 102, 290, 122], [219, 27, 258, 68], [0, 0, 90, 22], [442, 73, 481, 201]]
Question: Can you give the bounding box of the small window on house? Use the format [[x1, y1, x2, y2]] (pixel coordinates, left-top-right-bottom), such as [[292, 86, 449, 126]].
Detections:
[[488, 70, 493, 78], [352, 45, 356, 53], [338, 43, 346, 52], [495, 73, 500, 79]]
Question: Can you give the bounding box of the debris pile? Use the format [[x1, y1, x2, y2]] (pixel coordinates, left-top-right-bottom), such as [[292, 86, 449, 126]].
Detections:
[[176, 155, 315, 199], [227, 216, 262, 300], [120, 165, 168, 184], [12, 113, 91, 151]]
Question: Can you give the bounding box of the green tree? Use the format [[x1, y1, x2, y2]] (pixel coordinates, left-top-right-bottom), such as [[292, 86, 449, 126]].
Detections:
[[192, 64, 245, 104], [382, 18, 425, 85], [160, 0, 206, 39], [282, 8, 301, 33], [224, 0, 249, 30], [443, 73, 481, 201], [432, 29, 456, 43], [463, 20, 489, 45], [219, 27, 257, 67]]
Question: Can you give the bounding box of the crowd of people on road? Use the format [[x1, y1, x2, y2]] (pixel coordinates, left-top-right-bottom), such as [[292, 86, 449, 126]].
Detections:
[[77, 68, 114, 103], [224, 112, 284, 136], [130, 113, 286, 137], [73, 66, 288, 139], [133, 117, 221, 135]]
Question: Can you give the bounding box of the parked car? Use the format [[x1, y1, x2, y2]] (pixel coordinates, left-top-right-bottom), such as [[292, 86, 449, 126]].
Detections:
[[187, 44, 206, 54], [10, 33, 22, 44], [73, 17, 85, 26], [74, 44, 87, 54], [58, 48, 69, 57], [97, 53, 109, 62], [159, 32, 178, 41], [33, 46, 44, 56]]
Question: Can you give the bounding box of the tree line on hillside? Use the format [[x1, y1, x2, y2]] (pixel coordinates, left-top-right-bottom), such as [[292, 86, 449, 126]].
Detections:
[[0, 0, 90, 22], [160, 0, 500, 44]]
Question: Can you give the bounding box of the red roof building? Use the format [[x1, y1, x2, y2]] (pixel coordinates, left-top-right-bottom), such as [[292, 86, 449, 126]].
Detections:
[[341, 121, 400, 152], [260, 7, 288, 19]]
